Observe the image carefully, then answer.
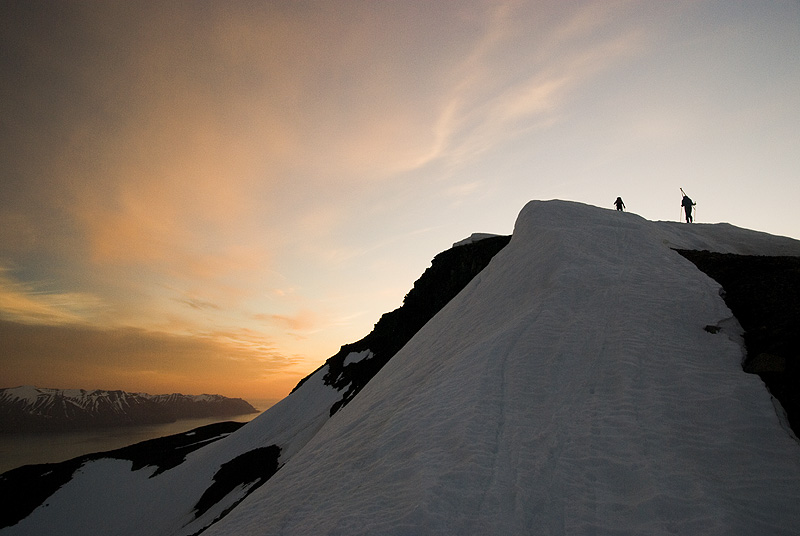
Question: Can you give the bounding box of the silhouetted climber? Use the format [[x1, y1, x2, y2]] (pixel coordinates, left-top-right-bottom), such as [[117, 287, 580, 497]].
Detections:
[[681, 192, 695, 223], [614, 197, 625, 211]]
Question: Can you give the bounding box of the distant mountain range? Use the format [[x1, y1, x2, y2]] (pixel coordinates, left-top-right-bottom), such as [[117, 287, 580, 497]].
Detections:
[[0, 386, 257, 432]]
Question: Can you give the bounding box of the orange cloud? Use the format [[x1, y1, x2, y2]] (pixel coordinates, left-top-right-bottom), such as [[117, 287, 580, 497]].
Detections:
[[258, 310, 322, 333], [0, 0, 674, 404], [0, 267, 105, 325], [0, 320, 304, 400]]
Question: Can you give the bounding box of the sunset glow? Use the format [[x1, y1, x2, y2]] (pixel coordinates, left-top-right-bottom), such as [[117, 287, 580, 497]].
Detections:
[[2, 1, 798, 401]]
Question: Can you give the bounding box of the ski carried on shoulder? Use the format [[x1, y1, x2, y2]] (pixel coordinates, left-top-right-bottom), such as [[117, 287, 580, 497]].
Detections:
[[679, 188, 695, 223]]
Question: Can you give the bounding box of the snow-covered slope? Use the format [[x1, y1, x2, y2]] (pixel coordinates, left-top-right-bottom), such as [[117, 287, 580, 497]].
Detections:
[[5, 201, 800, 535]]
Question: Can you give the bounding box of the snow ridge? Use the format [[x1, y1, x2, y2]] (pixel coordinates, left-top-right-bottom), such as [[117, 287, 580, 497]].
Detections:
[[203, 201, 800, 535], [5, 201, 800, 536]]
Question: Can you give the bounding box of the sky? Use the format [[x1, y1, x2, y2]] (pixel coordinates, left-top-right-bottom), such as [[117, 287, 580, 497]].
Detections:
[[1, 0, 799, 401]]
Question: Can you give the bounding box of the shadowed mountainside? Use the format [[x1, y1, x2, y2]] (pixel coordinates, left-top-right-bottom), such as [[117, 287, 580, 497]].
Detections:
[[677, 250, 800, 436], [0, 421, 248, 528]]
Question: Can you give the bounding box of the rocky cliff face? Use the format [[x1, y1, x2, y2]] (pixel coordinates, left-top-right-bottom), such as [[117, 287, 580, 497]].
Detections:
[[0, 387, 257, 432], [293, 234, 512, 416], [676, 250, 800, 436]]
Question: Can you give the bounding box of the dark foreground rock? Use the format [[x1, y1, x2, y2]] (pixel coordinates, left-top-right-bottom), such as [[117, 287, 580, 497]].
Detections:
[[188, 445, 281, 535], [677, 250, 800, 436], [0, 421, 246, 528]]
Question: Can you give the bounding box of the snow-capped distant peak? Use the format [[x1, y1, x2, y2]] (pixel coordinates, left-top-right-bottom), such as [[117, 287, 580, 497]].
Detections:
[[0, 387, 256, 433], [0, 385, 44, 406]]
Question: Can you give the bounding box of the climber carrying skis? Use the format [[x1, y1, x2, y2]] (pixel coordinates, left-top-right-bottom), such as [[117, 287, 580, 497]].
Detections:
[[680, 188, 695, 223], [614, 197, 625, 211]]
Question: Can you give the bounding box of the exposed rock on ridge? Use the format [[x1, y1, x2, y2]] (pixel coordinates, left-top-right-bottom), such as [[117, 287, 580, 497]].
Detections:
[[293, 234, 512, 416], [676, 250, 800, 436]]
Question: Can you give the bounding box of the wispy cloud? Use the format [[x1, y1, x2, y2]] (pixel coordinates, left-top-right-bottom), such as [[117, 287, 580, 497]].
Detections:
[[0, 267, 104, 325], [257, 310, 322, 333], [7, 0, 791, 401], [177, 297, 222, 312], [416, 1, 644, 171]]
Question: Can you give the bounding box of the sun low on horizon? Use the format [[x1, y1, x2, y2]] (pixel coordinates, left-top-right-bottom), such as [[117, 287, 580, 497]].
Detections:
[[1, 1, 798, 402]]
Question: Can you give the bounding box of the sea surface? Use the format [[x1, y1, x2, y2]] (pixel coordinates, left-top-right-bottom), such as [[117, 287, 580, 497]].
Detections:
[[0, 398, 278, 474]]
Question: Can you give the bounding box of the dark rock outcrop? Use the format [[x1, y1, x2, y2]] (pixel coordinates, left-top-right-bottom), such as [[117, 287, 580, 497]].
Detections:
[[191, 446, 281, 527], [292, 235, 512, 416], [0, 421, 245, 529], [677, 250, 800, 436]]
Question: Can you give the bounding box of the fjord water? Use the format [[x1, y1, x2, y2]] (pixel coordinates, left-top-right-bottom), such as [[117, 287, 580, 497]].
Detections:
[[0, 399, 276, 474]]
